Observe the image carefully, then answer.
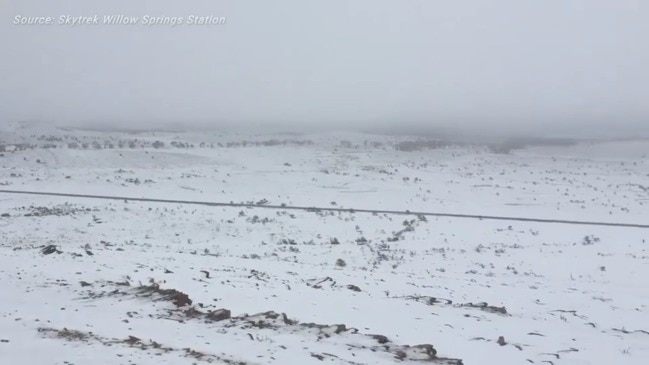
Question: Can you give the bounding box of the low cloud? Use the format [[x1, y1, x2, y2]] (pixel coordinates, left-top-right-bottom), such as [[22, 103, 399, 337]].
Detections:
[[1, 0, 648, 137]]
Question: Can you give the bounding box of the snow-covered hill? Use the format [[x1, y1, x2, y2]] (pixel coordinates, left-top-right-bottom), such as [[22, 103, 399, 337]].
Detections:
[[1, 127, 648, 364]]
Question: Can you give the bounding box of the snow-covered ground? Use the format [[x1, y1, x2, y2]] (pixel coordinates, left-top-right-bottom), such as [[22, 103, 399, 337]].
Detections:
[[1, 126, 648, 364]]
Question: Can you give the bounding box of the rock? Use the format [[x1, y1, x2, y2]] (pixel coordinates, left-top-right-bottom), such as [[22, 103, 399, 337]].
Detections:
[[347, 284, 361, 292], [370, 334, 390, 344], [206, 309, 231, 322], [124, 336, 141, 345], [42, 245, 59, 255]]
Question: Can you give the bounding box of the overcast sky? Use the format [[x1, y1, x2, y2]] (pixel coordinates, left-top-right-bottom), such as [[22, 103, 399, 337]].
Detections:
[[1, 0, 648, 134]]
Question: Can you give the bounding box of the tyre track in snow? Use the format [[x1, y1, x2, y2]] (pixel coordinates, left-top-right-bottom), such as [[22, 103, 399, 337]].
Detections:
[[1, 189, 648, 229]]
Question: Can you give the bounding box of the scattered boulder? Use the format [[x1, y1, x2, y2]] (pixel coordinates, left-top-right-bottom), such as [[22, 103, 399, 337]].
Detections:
[[497, 336, 507, 346], [347, 285, 361, 292], [42, 245, 61, 255], [206, 309, 231, 322]]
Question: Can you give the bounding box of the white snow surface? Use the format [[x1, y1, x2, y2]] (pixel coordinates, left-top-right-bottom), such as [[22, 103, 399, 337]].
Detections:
[[1, 126, 648, 364]]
